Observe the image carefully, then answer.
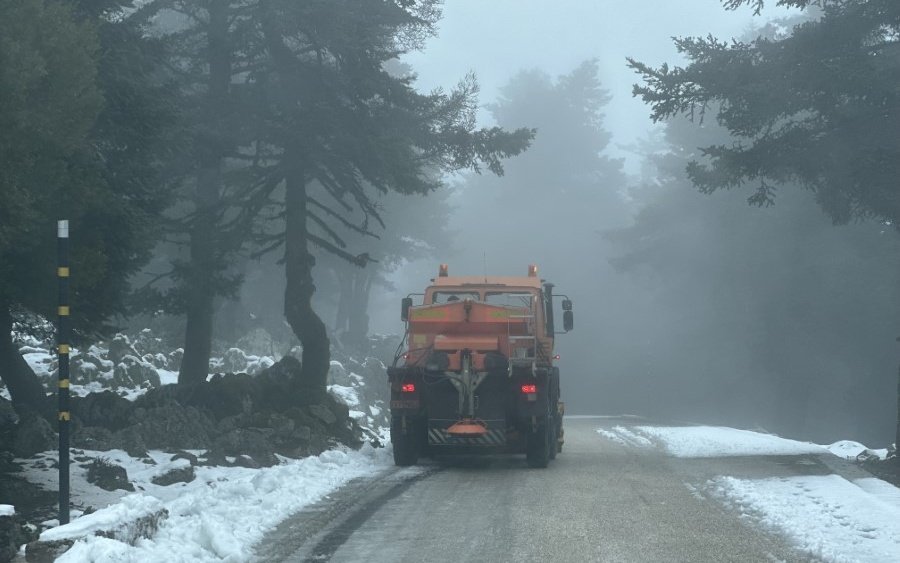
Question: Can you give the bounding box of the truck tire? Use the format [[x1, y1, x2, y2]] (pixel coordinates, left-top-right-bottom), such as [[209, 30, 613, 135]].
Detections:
[[391, 417, 419, 466], [549, 417, 558, 460], [526, 420, 552, 468]]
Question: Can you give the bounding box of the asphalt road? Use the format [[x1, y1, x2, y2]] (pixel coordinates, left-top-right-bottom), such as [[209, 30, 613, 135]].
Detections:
[[256, 416, 836, 562]]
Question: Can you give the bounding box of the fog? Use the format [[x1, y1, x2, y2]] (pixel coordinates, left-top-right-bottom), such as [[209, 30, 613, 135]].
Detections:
[[357, 0, 899, 445]]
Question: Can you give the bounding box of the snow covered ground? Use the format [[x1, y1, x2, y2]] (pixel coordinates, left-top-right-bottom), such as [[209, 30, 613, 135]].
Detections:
[[712, 475, 900, 563], [598, 425, 899, 562], [28, 445, 393, 562]]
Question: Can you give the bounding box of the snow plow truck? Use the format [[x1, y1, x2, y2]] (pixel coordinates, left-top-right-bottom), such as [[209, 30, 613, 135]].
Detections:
[[388, 264, 574, 468]]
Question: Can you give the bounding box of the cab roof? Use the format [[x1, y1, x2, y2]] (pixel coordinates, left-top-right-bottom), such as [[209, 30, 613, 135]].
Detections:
[[430, 276, 542, 289]]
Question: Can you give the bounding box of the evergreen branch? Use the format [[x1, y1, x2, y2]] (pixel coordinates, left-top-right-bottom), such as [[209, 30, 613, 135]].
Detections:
[[308, 197, 380, 239]]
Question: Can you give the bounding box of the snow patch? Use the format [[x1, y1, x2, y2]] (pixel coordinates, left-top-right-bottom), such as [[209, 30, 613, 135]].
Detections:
[[327, 384, 360, 408], [598, 425, 826, 458], [40, 495, 165, 542], [826, 440, 889, 461], [0, 504, 14, 517], [50, 444, 392, 562], [711, 475, 900, 562]]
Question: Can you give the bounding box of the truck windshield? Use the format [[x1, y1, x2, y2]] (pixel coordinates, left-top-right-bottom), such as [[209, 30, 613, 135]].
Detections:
[[432, 292, 480, 304], [485, 292, 535, 309]]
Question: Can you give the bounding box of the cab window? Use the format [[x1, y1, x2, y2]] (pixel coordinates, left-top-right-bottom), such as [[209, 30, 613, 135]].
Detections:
[[484, 292, 535, 309], [432, 291, 480, 304]]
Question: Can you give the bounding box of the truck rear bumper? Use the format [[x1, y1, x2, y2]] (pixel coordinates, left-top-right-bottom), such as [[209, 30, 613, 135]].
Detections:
[[427, 418, 507, 448]]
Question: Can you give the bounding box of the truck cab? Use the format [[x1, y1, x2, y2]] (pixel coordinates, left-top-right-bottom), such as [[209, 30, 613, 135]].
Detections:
[[388, 264, 573, 468]]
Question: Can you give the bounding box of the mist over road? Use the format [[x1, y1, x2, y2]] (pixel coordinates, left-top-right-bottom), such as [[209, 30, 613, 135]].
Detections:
[[255, 417, 854, 562]]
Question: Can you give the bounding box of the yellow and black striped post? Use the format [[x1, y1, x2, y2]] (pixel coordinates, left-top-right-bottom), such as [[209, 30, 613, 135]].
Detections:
[[57, 220, 70, 525]]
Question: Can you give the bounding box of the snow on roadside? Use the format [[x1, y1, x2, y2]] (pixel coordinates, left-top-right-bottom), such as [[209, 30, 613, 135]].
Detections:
[[597, 425, 825, 458], [50, 444, 393, 562], [711, 475, 900, 563], [825, 440, 889, 461], [598, 426, 653, 448], [595, 425, 900, 561]]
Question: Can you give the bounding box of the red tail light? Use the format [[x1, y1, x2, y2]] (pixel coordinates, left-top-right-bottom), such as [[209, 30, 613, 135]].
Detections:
[[401, 383, 416, 393], [521, 384, 537, 394]]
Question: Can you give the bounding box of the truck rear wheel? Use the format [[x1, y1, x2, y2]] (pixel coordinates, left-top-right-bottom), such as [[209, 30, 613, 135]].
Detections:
[[549, 417, 559, 460], [526, 421, 552, 468], [391, 416, 419, 466]]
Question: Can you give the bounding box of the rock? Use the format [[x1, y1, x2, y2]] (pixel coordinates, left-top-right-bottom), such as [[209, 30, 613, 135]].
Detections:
[[73, 391, 133, 431], [189, 373, 256, 420], [72, 426, 113, 451], [132, 329, 168, 358], [107, 334, 138, 365], [294, 425, 311, 442], [0, 512, 26, 563], [113, 355, 161, 388], [71, 358, 100, 384], [0, 452, 16, 473], [150, 466, 195, 486], [233, 455, 260, 469], [267, 413, 296, 439], [169, 450, 198, 466], [167, 348, 183, 372], [221, 348, 251, 374], [309, 404, 337, 426], [25, 538, 73, 563], [211, 429, 278, 467], [262, 355, 302, 382], [13, 414, 55, 458], [85, 458, 133, 492], [142, 353, 169, 370], [109, 427, 149, 458], [235, 328, 277, 358], [79, 348, 108, 371], [327, 361, 353, 387], [126, 401, 217, 450]]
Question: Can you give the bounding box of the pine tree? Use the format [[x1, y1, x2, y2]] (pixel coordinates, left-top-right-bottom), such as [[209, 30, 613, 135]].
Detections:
[[245, 0, 533, 392], [0, 0, 174, 412], [628, 0, 900, 445]]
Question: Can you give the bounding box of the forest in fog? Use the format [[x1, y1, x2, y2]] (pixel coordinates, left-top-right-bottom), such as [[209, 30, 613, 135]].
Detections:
[[1, 0, 898, 447]]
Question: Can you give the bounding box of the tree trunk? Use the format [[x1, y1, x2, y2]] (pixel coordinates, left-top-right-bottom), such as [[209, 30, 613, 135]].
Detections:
[[178, 2, 230, 386], [179, 206, 216, 385], [0, 302, 48, 414], [346, 268, 373, 350], [334, 267, 353, 336], [283, 160, 330, 391]]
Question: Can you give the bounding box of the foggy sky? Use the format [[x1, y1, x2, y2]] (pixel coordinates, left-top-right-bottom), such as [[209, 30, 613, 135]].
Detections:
[[403, 0, 799, 174], [372, 0, 800, 334]]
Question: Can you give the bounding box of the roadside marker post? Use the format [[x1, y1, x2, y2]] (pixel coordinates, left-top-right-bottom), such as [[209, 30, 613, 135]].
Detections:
[[57, 220, 70, 525]]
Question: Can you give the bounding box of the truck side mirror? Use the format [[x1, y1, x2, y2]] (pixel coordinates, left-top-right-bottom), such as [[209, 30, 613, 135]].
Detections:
[[562, 299, 572, 311], [563, 310, 574, 332], [401, 297, 413, 322]]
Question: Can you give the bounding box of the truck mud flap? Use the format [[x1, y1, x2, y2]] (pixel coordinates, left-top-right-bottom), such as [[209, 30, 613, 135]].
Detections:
[[428, 420, 506, 447]]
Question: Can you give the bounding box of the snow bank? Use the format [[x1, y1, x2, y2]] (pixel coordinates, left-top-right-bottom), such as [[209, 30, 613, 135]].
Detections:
[[53, 444, 392, 562], [711, 474, 900, 562], [825, 440, 889, 461], [40, 495, 165, 542], [0, 504, 13, 517], [598, 425, 825, 458]]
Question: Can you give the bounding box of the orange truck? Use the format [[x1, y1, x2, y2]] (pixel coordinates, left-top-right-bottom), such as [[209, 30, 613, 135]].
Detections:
[[388, 264, 573, 468]]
